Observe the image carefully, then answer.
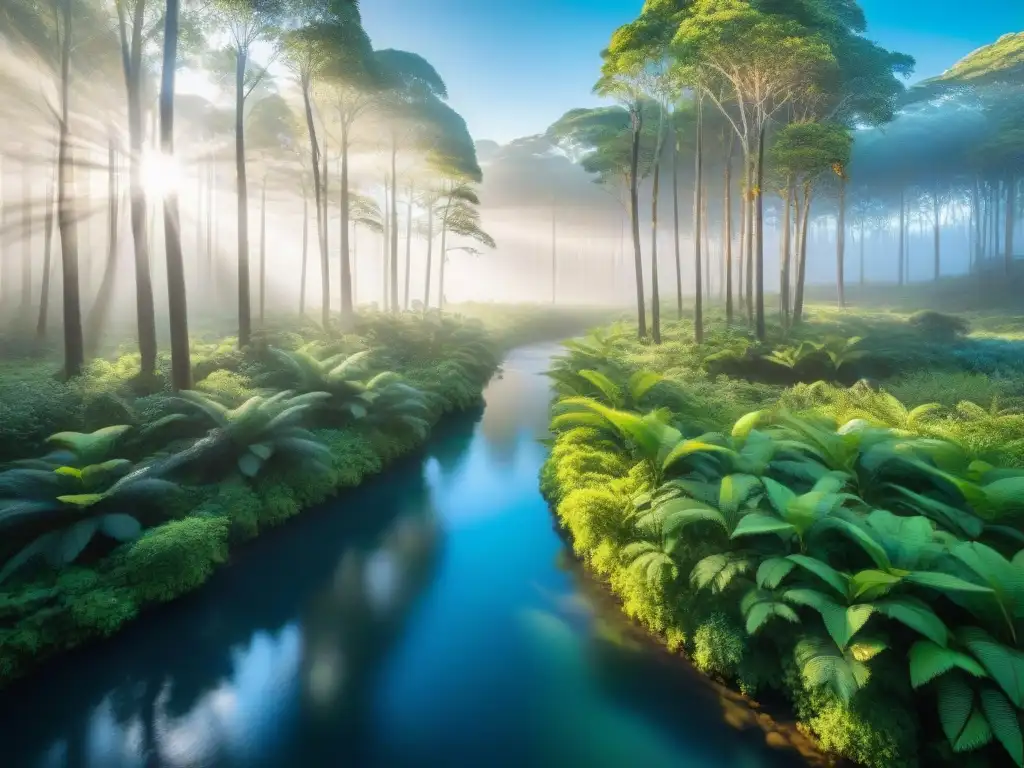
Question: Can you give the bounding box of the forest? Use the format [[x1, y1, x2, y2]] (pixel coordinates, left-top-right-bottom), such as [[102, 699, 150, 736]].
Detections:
[[0, 1, 1023, 767]]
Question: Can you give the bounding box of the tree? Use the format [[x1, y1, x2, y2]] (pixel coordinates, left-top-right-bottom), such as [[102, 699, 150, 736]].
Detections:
[[212, 0, 286, 348], [673, 0, 835, 340], [372, 49, 450, 313], [160, 0, 189, 390]]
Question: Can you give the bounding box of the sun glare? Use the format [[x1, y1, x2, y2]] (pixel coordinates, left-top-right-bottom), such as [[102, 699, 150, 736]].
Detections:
[[141, 150, 182, 199]]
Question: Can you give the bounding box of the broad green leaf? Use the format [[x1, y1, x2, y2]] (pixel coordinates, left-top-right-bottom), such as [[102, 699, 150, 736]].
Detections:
[[57, 493, 104, 508], [954, 707, 994, 753], [237, 451, 264, 478], [249, 443, 274, 461], [908, 640, 988, 687], [690, 552, 754, 594], [59, 518, 100, 564], [745, 600, 800, 635], [99, 514, 143, 542], [936, 672, 976, 748], [658, 499, 729, 537], [0, 532, 59, 584], [762, 477, 797, 516], [794, 635, 869, 703], [756, 557, 796, 589], [718, 474, 762, 516], [812, 516, 891, 570], [784, 588, 873, 650], [788, 554, 851, 598], [731, 410, 767, 440], [875, 598, 949, 647], [904, 571, 994, 595], [850, 569, 903, 600], [53, 466, 82, 479], [980, 686, 1024, 766], [958, 627, 1024, 708], [731, 513, 796, 540]]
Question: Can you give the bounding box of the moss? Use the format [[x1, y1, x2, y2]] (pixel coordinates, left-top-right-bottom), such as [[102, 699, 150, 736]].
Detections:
[[254, 481, 300, 528], [193, 481, 263, 543], [691, 613, 745, 678], [110, 516, 231, 604], [67, 587, 138, 636]]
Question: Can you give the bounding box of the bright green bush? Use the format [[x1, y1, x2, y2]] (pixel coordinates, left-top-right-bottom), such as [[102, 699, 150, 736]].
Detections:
[[691, 613, 745, 678], [110, 516, 232, 604], [544, 319, 1024, 768]]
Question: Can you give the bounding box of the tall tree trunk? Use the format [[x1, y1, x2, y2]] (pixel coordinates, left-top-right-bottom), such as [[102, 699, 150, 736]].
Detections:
[[300, 180, 308, 315], [859, 221, 865, 287], [20, 159, 33, 314], [693, 96, 704, 344], [723, 149, 733, 323], [738, 174, 746, 316], [57, 0, 84, 378], [382, 174, 389, 307], [745, 157, 754, 326], [793, 182, 812, 324], [551, 199, 557, 304], [352, 223, 358, 306], [780, 180, 793, 325], [300, 73, 324, 326], [321, 140, 329, 326], [339, 123, 353, 325], [36, 172, 56, 340], [1006, 173, 1015, 275], [206, 159, 214, 301], [837, 174, 846, 307], [117, 0, 157, 375], [933, 184, 941, 280], [161, 0, 190, 391], [703, 180, 711, 300], [438, 219, 447, 312], [423, 200, 436, 312], [754, 120, 767, 341], [672, 124, 683, 320], [898, 188, 906, 284], [629, 108, 646, 338], [971, 177, 981, 273], [85, 139, 120, 356], [650, 137, 662, 345], [234, 47, 251, 348], [389, 143, 398, 312], [403, 184, 412, 311], [259, 175, 266, 323]]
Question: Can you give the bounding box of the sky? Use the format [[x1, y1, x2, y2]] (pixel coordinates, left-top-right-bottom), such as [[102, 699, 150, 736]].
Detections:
[[357, 0, 1024, 145]]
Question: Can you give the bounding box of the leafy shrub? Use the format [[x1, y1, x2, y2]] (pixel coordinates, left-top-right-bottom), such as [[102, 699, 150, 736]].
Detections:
[[110, 516, 231, 604], [908, 310, 971, 341], [692, 613, 745, 678]]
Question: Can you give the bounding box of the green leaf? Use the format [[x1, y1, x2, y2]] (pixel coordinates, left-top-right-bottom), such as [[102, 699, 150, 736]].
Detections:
[[954, 707, 994, 753], [249, 442, 274, 461], [731, 513, 796, 540], [731, 410, 767, 440], [53, 466, 82, 479], [658, 499, 729, 537], [980, 686, 1024, 766], [908, 640, 988, 687], [80, 459, 133, 488], [99, 514, 142, 542], [762, 476, 797, 516], [56, 493, 104, 508], [784, 588, 872, 650], [795, 635, 869, 703], [59, 519, 99, 564], [904, 571, 994, 595], [813, 516, 891, 570], [875, 598, 949, 647], [788, 554, 851, 598], [850, 569, 903, 600], [936, 672, 976, 748], [627, 370, 664, 403], [958, 627, 1024, 708], [237, 451, 264, 478], [690, 552, 754, 594], [757, 557, 796, 589], [718, 474, 762, 516], [745, 599, 801, 635]]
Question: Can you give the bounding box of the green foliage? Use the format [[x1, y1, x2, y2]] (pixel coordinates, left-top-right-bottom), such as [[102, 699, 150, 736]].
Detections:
[[908, 311, 971, 341], [545, 317, 1024, 768]]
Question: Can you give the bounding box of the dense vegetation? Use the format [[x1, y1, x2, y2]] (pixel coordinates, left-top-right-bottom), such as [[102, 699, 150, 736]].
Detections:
[[0, 304, 608, 687], [543, 306, 1024, 767]]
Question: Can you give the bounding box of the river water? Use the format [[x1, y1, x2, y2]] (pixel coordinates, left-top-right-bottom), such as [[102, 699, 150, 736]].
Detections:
[[0, 343, 804, 768]]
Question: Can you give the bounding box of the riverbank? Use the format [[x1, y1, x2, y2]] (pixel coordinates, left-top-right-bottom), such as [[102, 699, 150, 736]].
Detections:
[[542, 307, 1024, 768], [0, 307, 609, 689]]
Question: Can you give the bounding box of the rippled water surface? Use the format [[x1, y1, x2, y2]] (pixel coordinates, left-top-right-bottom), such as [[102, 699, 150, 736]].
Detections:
[[0, 343, 804, 768]]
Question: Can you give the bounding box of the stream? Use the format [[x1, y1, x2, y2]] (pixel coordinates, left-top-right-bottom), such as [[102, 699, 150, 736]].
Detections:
[[0, 342, 805, 768]]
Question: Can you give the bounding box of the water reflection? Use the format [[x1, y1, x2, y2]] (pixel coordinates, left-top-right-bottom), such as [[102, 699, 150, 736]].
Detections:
[[0, 342, 807, 768]]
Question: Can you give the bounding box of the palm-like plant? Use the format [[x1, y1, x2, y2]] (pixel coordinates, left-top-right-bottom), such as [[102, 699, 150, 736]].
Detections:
[[0, 459, 180, 583], [169, 390, 333, 479]]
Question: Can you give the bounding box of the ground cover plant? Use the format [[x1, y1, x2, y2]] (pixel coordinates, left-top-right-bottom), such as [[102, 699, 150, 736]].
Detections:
[[0, 304, 603, 687], [543, 306, 1024, 768]]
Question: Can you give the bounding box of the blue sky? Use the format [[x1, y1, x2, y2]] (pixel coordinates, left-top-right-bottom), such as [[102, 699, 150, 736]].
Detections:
[[358, 0, 1024, 145]]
